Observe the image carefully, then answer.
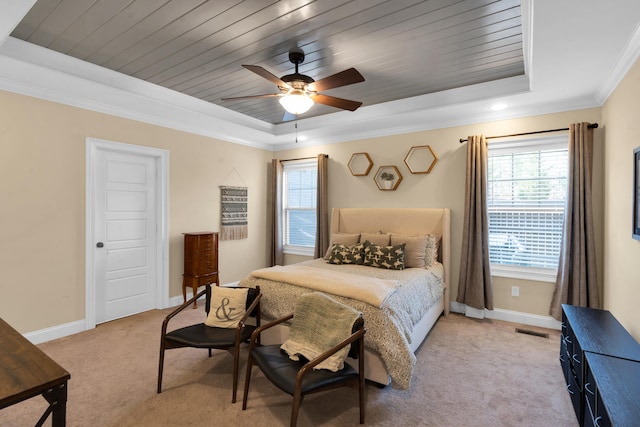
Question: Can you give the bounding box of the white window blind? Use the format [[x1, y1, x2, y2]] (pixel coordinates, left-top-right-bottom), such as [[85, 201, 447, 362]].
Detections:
[[487, 138, 568, 280], [283, 160, 317, 255]]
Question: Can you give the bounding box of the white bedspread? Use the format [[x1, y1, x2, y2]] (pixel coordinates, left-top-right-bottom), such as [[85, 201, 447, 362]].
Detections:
[[239, 258, 445, 389], [250, 264, 398, 308]]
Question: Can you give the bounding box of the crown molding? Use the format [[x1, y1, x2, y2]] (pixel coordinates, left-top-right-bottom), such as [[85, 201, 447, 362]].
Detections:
[[596, 21, 640, 104], [0, 4, 617, 154], [0, 37, 279, 149], [0, 36, 537, 150]]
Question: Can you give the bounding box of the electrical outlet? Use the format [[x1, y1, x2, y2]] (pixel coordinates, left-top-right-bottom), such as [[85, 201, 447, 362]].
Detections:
[[511, 286, 520, 297]]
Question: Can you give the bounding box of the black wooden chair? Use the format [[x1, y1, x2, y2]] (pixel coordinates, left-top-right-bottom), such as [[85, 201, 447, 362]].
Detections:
[[242, 294, 366, 427], [157, 284, 261, 403]]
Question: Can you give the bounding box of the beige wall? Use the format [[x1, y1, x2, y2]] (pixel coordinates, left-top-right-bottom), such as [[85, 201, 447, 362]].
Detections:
[[602, 58, 640, 340], [0, 90, 272, 334], [277, 107, 603, 318], [1, 85, 617, 335]]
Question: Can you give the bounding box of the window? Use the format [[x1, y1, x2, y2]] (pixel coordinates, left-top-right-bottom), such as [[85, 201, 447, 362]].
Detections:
[[487, 137, 568, 282], [283, 159, 317, 256]]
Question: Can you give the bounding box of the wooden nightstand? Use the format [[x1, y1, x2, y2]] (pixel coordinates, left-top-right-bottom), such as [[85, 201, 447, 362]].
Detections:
[[182, 232, 219, 308]]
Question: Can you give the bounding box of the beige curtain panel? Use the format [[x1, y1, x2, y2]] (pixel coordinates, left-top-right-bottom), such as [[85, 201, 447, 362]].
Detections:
[[550, 123, 600, 319], [457, 135, 494, 310], [314, 154, 329, 259], [270, 158, 283, 266]]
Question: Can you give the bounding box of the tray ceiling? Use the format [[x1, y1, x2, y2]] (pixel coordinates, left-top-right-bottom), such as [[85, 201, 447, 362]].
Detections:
[[10, 0, 525, 125]]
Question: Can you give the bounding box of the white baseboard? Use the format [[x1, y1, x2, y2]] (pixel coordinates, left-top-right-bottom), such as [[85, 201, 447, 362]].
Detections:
[[450, 302, 561, 330], [168, 294, 191, 307], [24, 319, 86, 345], [24, 281, 241, 344], [31, 284, 562, 345]]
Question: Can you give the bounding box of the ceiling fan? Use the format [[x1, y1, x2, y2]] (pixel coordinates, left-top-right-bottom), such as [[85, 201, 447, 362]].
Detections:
[[222, 49, 365, 120]]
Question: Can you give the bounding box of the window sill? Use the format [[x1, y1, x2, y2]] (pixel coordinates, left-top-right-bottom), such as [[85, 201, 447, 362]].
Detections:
[[490, 264, 557, 283], [283, 245, 314, 257]]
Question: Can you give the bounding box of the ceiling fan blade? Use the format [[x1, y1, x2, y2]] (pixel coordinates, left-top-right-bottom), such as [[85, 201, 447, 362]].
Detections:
[[307, 68, 364, 92], [221, 93, 282, 101], [311, 94, 362, 111], [242, 65, 289, 88]]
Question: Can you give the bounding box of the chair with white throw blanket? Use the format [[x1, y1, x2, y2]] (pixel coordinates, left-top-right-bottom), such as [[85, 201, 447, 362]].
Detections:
[[242, 292, 366, 427]]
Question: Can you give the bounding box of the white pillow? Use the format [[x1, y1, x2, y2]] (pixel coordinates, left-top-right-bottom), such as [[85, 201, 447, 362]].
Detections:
[[390, 234, 436, 268], [205, 287, 248, 328], [360, 232, 391, 246]]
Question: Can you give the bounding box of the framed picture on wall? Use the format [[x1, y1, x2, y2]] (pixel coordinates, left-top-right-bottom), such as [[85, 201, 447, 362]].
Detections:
[[633, 146, 640, 240]]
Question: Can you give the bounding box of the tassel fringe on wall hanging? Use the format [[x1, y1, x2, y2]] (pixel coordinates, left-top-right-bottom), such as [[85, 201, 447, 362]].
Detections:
[[220, 186, 248, 240]]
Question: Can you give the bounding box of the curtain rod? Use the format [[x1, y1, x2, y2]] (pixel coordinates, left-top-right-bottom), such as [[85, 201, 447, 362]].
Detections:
[[458, 123, 599, 143], [280, 154, 328, 162]]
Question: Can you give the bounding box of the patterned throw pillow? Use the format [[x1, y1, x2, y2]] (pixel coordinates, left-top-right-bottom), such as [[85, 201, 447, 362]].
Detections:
[[424, 235, 438, 267], [363, 241, 406, 270], [327, 242, 366, 265]]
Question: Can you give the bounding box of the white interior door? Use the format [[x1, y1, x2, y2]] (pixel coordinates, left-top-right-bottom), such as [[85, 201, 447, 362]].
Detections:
[[94, 149, 157, 324]]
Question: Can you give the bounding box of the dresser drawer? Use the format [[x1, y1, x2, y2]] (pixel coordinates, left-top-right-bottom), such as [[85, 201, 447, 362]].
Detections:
[[583, 378, 611, 427], [571, 334, 584, 387], [560, 338, 570, 384], [584, 366, 596, 419], [197, 273, 218, 286], [583, 403, 595, 427], [566, 366, 581, 421]]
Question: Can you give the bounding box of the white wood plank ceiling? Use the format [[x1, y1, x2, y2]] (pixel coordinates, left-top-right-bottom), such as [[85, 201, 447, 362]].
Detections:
[[11, 0, 524, 125]]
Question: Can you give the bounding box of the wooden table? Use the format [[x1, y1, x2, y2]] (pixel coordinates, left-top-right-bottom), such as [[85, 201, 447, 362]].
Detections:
[[0, 317, 70, 426]]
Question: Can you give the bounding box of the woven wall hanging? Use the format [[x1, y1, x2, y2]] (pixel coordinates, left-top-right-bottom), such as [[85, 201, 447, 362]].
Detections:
[[220, 186, 248, 240]]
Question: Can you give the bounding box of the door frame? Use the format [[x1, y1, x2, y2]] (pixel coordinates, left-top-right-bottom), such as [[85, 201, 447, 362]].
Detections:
[[85, 138, 169, 330]]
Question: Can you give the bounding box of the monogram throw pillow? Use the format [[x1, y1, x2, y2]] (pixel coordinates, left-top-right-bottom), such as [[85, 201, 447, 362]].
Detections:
[[205, 287, 248, 328]]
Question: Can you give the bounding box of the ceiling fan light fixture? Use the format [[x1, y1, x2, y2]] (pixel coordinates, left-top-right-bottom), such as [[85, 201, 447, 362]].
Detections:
[[279, 89, 314, 114]]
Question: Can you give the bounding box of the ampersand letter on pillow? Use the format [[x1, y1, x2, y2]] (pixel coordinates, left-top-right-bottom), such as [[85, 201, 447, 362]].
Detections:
[[204, 287, 248, 328]]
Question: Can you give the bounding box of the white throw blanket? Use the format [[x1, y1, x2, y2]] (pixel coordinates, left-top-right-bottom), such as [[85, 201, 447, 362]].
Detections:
[[250, 264, 398, 308]]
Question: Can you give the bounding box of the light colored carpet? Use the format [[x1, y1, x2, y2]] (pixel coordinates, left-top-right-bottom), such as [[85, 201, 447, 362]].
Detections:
[[0, 307, 578, 427]]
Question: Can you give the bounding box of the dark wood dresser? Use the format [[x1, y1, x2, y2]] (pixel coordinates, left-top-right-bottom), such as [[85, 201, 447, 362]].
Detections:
[[560, 304, 640, 426], [182, 232, 219, 308]]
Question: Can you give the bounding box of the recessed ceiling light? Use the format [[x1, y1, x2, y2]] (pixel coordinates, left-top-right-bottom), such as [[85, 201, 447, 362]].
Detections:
[[297, 135, 307, 142], [490, 103, 508, 111]]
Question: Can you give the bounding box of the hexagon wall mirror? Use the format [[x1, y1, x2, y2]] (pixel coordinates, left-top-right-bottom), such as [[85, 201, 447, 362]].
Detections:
[[404, 145, 438, 174], [348, 152, 373, 176], [374, 165, 403, 191]]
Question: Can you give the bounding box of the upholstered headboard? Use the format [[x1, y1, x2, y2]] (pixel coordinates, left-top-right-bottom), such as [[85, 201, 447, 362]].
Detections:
[[330, 208, 451, 311]]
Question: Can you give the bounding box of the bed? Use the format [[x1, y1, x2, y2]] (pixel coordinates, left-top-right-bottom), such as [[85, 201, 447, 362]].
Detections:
[[238, 208, 450, 389]]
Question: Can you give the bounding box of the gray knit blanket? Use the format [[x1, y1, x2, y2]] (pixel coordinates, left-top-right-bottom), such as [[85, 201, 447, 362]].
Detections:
[[280, 292, 362, 371]]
